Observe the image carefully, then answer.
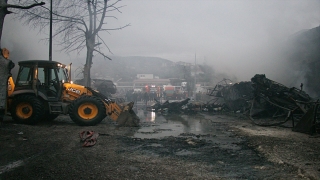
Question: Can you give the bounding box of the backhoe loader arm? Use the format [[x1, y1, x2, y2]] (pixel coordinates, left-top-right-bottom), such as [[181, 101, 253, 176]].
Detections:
[[85, 86, 136, 122], [85, 87, 123, 121]]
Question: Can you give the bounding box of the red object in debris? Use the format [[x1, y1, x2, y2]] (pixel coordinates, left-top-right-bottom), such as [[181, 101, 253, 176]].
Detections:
[[164, 85, 175, 97], [79, 131, 99, 147]]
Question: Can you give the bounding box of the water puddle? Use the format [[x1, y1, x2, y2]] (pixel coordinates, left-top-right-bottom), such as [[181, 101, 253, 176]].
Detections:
[[133, 109, 243, 150]]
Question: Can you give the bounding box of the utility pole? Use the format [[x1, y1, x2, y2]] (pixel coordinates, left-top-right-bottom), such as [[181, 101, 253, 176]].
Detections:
[[194, 53, 197, 100], [49, 0, 52, 61]]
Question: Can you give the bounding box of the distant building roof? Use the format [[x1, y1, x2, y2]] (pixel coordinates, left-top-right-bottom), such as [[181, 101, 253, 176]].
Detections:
[[133, 79, 170, 83]]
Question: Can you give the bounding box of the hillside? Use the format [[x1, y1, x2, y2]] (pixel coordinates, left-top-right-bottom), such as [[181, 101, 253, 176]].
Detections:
[[71, 56, 191, 82]]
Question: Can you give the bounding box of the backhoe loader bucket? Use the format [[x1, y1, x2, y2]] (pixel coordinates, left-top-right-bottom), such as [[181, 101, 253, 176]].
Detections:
[[115, 101, 140, 127], [87, 87, 140, 127]]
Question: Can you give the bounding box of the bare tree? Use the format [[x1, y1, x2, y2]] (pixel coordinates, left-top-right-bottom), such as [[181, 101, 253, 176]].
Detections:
[[14, 0, 129, 87], [0, 0, 44, 49]]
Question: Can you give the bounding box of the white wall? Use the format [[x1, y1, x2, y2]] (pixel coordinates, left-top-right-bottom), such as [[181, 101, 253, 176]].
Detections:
[[137, 74, 154, 79]]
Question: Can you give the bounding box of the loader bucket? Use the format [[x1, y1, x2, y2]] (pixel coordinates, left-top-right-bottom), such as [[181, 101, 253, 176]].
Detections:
[[86, 87, 140, 127], [116, 110, 140, 127], [116, 101, 140, 127]]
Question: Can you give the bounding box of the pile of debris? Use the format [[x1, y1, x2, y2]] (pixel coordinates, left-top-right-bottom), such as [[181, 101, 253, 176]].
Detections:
[[145, 74, 319, 134], [205, 79, 253, 113], [150, 98, 191, 114], [206, 74, 320, 134], [250, 74, 319, 134]]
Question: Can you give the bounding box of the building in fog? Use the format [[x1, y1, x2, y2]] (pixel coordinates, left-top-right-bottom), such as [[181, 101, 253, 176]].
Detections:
[[137, 74, 154, 79], [133, 78, 170, 88], [116, 74, 170, 91]]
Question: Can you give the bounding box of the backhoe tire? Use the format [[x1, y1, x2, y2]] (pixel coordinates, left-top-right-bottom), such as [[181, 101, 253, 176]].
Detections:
[[69, 95, 106, 126], [11, 95, 45, 125]]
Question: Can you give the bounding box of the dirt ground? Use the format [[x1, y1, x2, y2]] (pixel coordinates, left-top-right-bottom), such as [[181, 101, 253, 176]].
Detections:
[[0, 111, 320, 180]]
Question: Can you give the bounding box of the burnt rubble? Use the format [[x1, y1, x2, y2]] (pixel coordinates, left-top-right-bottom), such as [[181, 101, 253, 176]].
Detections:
[[250, 74, 319, 134], [206, 79, 253, 113], [146, 74, 319, 134], [206, 74, 320, 134], [150, 98, 191, 114]]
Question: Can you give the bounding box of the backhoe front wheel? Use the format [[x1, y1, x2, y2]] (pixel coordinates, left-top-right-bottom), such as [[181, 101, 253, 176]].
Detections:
[[11, 95, 45, 125], [69, 95, 106, 126]]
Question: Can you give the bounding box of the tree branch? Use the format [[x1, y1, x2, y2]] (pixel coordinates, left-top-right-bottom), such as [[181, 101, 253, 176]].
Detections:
[[100, 23, 130, 31], [96, 33, 112, 53], [6, 2, 45, 9], [93, 0, 109, 35], [93, 49, 112, 60], [5, 2, 45, 14]]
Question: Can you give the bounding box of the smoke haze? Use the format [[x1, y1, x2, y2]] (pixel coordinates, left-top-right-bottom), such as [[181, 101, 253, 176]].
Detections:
[[2, 0, 320, 88]]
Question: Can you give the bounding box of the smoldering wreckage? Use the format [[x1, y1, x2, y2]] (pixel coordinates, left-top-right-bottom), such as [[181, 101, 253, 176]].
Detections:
[[2, 51, 320, 179], [0, 48, 319, 144], [47, 64, 319, 137], [149, 74, 320, 135]]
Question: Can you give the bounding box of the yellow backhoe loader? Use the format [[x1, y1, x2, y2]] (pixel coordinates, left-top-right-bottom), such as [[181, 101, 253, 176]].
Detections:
[[3, 55, 139, 126]]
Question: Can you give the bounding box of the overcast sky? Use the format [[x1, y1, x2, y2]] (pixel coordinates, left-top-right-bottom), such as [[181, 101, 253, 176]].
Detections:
[[2, 0, 320, 82]]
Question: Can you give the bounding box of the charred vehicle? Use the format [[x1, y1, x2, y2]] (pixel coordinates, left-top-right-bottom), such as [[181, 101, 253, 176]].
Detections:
[[74, 78, 117, 97]]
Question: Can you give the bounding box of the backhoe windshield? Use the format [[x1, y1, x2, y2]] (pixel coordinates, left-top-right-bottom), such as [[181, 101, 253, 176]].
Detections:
[[38, 67, 68, 84], [57, 67, 68, 83]]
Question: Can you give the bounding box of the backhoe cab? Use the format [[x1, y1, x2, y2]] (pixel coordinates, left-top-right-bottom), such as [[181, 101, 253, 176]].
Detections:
[[9, 60, 69, 100], [7, 60, 139, 126]]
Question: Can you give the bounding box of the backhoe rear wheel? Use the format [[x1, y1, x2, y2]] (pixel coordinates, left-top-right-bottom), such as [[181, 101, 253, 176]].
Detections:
[[11, 95, 45, 125], [69, 95, 106, 126]]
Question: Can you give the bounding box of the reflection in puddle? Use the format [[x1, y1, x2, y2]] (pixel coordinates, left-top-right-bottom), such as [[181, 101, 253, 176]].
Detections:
[[138, 110, 156, 123], [133, 109, 243, 150], [149, 111, 156, 122], [134, 110, 213, 138]]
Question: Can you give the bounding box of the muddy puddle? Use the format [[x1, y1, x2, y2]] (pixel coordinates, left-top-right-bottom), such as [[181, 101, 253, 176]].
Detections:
[[116, 108, 299, 180], [132, 108, 243, 150]]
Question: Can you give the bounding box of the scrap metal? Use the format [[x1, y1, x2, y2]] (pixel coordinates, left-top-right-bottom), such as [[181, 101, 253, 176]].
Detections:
[[150, 98, 191, 114], [250, 74, 319, 134], [206, 75, 320, 134], [206, 79, 253, 113]]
